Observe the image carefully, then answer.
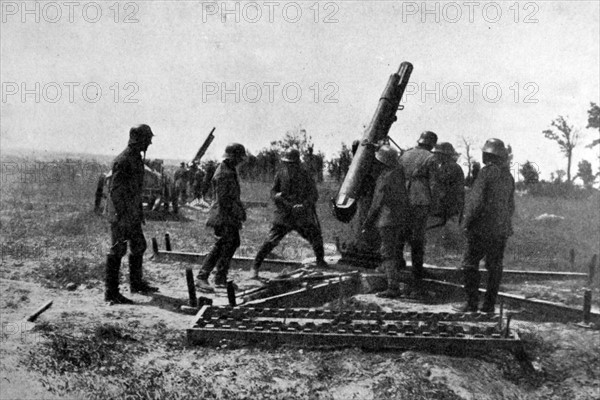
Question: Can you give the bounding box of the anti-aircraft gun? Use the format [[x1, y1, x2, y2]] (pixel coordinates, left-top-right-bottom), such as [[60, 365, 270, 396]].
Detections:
[[332, 62, 413, 267]]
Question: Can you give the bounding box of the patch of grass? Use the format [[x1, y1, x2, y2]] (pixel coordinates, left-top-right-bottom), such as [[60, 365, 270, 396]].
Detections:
[[1, 286, 30, 309], [35, 256, 104, 289]]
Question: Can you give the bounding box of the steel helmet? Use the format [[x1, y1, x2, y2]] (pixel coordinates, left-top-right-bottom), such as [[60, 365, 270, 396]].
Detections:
[[223, 143, 247, 160], [281, 149, 301, 163], [432, 142, 457, 156], [482, 138, 507, 159], [129, 124, 154, 145], [375, 145, 399, 168], [417, 131, 438, 147]]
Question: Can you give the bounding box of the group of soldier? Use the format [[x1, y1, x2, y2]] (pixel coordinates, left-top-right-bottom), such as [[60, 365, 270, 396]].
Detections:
[[173, 161, 210, 204], [104, 124, 514, 315]]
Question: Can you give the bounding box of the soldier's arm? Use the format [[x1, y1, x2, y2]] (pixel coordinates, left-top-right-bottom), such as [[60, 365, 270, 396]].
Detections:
[[109, 157, 131, 219], [363, 173, 386, 229], [271, 171, 291, 209], [462, 167, 488, 230]]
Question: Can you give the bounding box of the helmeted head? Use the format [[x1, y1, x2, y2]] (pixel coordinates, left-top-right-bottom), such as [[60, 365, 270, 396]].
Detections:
[[417, 130, 438, 149], [482, 138, 508, 162], [432, 142, 457, 156], [223, 143, 247, 164], [180, 162, 186, 168], [128, 124, 154, 151], [374, 145, 399, 168], [281, 149, 301, 163]]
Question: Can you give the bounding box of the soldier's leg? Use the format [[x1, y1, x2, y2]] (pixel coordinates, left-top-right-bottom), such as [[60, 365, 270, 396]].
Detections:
[[105, 222, 133, 304], [253, 224, 290, 276], [377, 227, 402, 298], [214, 226, 241, 286], [197, 226, 227, 284], [481, 237, 507, 313], [128, 225, 158, 294], [296, 223, 327, 268], [455, 234, 485, 312], [409, 206, 429, 280]]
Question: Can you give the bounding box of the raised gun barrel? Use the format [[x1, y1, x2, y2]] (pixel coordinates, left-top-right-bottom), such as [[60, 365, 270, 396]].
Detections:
[[192, 127, 216, 164], [332, 62, 413, 223]]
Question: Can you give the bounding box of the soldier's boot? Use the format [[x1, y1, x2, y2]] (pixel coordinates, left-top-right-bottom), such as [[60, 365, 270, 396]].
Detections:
[[251, 263, 260, 280], [377, 260, 402, 298], [313, 242, 329, 269], [129, 255, 159, 294], [453, 269, 480, 312], [481, 267, 502, 313], [104, 255, 133, 304], [196, 278, 215, 293], [252, 241, 278, 279]]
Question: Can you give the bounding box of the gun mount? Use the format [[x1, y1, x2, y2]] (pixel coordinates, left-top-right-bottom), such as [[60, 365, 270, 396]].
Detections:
[[332, 62, 413, 266]]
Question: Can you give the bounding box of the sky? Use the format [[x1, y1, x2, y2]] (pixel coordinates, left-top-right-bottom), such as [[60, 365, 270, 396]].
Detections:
[[1, 0, 599, 180]]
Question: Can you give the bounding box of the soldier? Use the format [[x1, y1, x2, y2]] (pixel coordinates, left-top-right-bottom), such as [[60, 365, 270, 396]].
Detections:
[[105, 124, 159, 304], [192, 163, 205, 201], [431, 142, 465, 220], [458, 139, 515, 313], [399, 131, 438, 285], [252, 149, 328, 279], [196, 143, 247, 292], [361, 146, 410, 298], [174, 162, 189, 204]]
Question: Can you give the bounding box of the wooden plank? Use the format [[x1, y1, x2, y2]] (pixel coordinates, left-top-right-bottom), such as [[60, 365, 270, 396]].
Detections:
[[424, 279, 600, 325], [242, 275, 360, 308], [153, 250, 302, 271]]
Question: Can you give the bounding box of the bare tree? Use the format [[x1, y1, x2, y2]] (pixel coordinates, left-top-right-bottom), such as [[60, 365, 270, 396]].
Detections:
[[542, 116, 580, 182], [459, 136, 477, 180]]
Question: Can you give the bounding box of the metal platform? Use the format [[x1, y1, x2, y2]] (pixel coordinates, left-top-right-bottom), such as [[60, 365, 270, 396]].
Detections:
[[187, 306, 521, 352]]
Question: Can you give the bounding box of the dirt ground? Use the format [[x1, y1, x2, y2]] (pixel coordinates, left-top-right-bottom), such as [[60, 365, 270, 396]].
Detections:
[[1, 202, 599, 400]]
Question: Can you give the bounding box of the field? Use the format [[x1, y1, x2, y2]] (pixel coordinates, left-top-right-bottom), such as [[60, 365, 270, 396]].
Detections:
[[1, 155, 599, 399]]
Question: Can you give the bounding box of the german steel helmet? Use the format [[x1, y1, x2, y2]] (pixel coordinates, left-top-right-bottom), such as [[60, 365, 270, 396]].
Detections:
[[129, 124, 154, 145], [482, 138, 508, 158], [375, 145, 399, 168], [417, 130, 438, 146], [432, 142, 457, 155], [223, 143, 247, 160], [281, 148, 301, 163]]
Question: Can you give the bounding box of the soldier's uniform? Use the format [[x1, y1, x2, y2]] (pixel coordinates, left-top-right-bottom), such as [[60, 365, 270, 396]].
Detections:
[[431, 143, 465, 219], [460, 139, 515, 313], [174, 163, 189, 203], [253, 149, 326, 278], [362, 146, 410, 298], [105, 124, 158, 304], [399, 131, 438, 282], [197, 144, 247, 291], [193, 167, 205, 200]]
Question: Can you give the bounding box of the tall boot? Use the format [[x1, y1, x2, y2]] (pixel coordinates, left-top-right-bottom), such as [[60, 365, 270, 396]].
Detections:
[[104, 255, 133, 304], [481, 266, 503, 313], [129, 254, 159, 294], [312, 241, 329, 269], [377, 260, 401, 298], [252, 241, 275, 279], [454, 269, 480, 312]]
